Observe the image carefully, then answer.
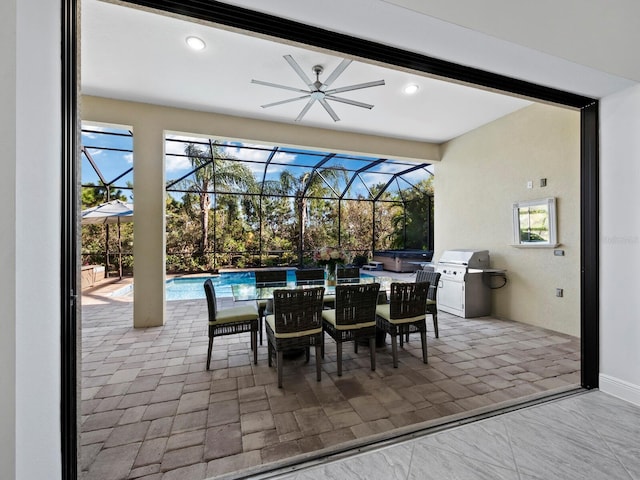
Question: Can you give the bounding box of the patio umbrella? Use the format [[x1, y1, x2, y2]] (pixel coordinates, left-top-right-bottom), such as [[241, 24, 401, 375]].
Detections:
[[81, 199, 134, 279]]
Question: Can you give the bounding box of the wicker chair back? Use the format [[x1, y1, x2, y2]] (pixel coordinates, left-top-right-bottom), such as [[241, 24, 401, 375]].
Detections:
[[255, 269, 287, 287], [295, 268, 325, 285], [204, 278, 218, 322], [272, 287, 324, 334], [389, 282, 430, 319], [415, 270, 441, 301], [334, 283, 380, 326], [337, 266, 360, 282]]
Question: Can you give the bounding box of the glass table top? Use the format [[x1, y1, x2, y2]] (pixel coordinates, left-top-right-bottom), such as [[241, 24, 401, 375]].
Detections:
[[231, 276, 393, 302]]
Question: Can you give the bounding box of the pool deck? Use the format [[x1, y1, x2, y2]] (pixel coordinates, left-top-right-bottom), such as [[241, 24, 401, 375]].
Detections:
[[79, 275, 581, 479]]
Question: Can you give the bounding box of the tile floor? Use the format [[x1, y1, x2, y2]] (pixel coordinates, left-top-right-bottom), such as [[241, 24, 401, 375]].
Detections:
[[80, 291, 580, 480], [260, 390, 640, 480]]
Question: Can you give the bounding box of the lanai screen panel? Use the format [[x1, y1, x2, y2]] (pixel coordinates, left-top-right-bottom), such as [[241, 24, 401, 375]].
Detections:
[[162, 134, 433, 268], [81, 124, 134, 195]]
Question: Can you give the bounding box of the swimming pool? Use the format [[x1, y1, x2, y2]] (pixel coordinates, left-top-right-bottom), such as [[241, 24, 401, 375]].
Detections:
[[165, 271, 293, 301], [164, 271, 375, 301]]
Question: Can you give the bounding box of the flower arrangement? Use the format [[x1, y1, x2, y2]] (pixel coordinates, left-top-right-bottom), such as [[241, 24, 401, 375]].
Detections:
[[313, 246, 348, 269], [314, 246, 348, 285]]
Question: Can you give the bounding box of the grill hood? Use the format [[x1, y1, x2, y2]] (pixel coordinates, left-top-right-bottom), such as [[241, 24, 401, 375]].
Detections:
[[437, 249, 490, 269]]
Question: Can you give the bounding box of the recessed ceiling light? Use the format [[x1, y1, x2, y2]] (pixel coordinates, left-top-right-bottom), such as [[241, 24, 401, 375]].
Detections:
[[185, 36, 206, 51], [404, 84, 419, 95]]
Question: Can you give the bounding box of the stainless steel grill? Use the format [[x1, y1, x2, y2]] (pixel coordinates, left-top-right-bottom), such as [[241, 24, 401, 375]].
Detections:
[[435, 249, 491, 318]]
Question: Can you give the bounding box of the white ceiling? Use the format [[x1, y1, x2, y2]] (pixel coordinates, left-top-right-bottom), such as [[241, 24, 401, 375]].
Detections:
[[383, 0, 640, 83], [81, 0, 637, 145], [81, 0, 533, 144], [216, 0, 636, 98]]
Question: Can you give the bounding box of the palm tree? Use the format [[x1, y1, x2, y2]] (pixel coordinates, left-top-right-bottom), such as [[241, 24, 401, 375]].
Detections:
[[182, 142, 255, 259], [277, 167, 345, 265]]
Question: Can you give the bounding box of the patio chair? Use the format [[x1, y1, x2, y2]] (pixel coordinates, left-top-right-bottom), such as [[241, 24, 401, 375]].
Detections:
[[321, 266, 361, 308], [337, 266, 360, 283], [416, 270, 442, 337], [321, 283, 380, 376], [375, 281, 430, 368], [265, 287, 325, 388], [204, 279, 259, 370], [295, 268, 325, 285], [255, 269, 288, 345]]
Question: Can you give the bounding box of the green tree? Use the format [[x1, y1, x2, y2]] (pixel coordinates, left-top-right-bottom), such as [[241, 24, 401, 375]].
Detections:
[[276, 167, 345, 265], [181, 142, 255, 259], [340, 198, 373, 257], [81, 183, 127, 208], [81, 184, 131, 272], [390, 177, 434, 249]]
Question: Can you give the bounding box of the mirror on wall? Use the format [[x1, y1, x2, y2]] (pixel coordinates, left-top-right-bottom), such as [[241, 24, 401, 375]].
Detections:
[[512, 197, 558, 247]]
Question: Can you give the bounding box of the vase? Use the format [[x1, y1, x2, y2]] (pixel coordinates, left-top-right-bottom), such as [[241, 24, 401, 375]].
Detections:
[[325, 264, 337, 286]]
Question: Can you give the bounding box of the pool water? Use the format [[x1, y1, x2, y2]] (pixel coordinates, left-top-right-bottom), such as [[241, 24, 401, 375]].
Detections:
[[166, 271, 297, 301], [165, 270, 374, 301]]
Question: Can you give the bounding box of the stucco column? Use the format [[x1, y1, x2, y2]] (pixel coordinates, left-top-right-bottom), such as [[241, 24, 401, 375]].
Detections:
[[133, 124, 166, 327]]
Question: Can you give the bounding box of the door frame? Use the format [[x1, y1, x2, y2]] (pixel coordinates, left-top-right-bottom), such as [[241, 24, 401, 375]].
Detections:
[[60, 1, 599, 477]]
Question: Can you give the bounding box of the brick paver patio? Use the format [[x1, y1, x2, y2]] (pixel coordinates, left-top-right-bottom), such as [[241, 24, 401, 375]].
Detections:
[[80, 291, 580, 479]]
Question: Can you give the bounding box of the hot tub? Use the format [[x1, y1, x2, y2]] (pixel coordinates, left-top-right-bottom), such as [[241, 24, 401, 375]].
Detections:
[[81, 265, 105, 289], [372, 250, 433, 272]]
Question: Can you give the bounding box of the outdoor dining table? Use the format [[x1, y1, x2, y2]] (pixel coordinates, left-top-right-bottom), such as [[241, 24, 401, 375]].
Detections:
[[230, 276, 392, 303], [231, 276, 393, 349]]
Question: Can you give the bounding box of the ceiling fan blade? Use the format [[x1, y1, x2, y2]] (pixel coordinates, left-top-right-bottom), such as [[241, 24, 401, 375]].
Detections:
[[284, 55, 314, 88], [325, 95, 374, 109], [322, 58, 352, 88], [319, 98, 340, 122], [251, 79, 309, 94], [295, 98, 317, 122], [325, 79, 385, 95], [261, 94, 311, 108]]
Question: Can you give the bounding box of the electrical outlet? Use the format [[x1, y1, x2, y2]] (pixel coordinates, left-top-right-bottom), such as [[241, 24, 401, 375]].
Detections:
[[527, 180, 533, 189], [556, 288, 563, 297], [554, 249, 565, 256]]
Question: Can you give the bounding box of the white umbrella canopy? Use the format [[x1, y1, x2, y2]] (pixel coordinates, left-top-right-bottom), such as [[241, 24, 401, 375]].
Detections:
[[82, 200, 134, 278], [81, 199, 133, 225]]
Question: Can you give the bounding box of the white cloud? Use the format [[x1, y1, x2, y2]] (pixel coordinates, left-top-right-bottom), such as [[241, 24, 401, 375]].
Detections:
[[81, 124, 111, 135], [165, 155, 193, 173], [271, 151, 298, 165]]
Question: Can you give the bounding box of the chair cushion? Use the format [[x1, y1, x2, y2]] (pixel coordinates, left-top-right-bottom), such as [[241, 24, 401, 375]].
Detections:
[[322, 309, 376, 330], [212, 304, 258, 325], [375, 304, 426, 325], [265, 314, 322, 339]]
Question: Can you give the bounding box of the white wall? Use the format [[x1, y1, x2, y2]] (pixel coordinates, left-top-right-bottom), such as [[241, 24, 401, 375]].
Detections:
[[0, 1, 18, 478], [599, 84, 640, 405], [0, 0, 62, 479], [436, 103, 581, 336]]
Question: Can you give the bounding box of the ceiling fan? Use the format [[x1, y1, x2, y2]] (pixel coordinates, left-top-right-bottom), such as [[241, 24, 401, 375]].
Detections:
[[251, 55, 385, 122]]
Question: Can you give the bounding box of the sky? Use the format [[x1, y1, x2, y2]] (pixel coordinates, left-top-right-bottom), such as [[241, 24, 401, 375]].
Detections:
[[81, 124, 433, 202]]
